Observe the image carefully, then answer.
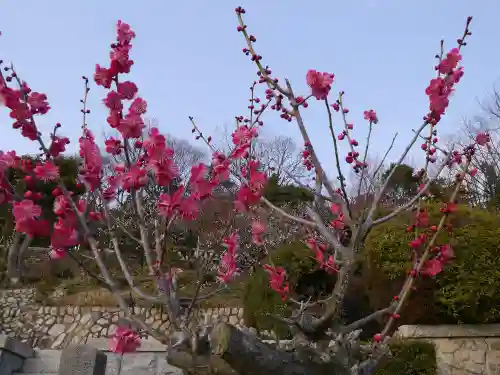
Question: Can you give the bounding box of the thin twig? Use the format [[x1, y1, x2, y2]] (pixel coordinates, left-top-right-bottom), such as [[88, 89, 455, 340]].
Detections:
[[371, 133, 398, 180], [364, 121, 429, 227], [373, 153, 452, 226], [324, 98, 352, 218]]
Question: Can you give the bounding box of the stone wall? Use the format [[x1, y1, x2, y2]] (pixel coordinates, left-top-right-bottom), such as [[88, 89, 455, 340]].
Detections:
[[0, 288, 244, 350], [4, 288, 500, 374], [397, 324, 500, 375], [1, 335, 184, 375]]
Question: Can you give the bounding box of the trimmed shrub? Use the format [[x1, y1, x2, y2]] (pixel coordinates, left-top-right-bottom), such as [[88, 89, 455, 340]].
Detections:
[[363, 204, 500, 325], [374, 340, 437, 375], [263, 174, 313, 206], [242, 241, 334, 337]]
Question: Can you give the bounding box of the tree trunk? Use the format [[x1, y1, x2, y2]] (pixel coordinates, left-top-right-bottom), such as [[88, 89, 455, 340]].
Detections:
[[7, 232, 22, 284], [209, 323, 348, 375], [16, 236, 33, 281]]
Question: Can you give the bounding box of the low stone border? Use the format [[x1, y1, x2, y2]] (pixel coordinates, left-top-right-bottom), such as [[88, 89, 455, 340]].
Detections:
[[0, 288, 245, 350], [396, 324, 500, 375]]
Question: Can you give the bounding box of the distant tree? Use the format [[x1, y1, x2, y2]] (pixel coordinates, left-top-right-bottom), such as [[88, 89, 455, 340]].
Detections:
[[256, 135, 312, 185], [453, 87, 500, 209], [263, 174, 313, 206], [381, 163, 419, 204]]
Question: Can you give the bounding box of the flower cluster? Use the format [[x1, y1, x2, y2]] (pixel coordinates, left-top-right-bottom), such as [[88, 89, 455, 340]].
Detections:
[[301, 142, 314, 171], [330, 95, 376, 173], [306, 70, 335, 100], [217, 232, 240, 283], [263, 264, 289, 301], [306, 238, 338, 274], [425, 47, 465, 126], [109, 326, 141, 353]]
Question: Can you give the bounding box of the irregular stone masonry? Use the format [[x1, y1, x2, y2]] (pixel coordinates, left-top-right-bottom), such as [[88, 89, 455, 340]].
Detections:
[[0, 288, 245, 350], [4, 288, 500, 374], [396, 325, 500, 375]]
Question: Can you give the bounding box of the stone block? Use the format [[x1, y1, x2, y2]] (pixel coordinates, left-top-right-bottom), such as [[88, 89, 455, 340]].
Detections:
[[86, 337, 167, 352], [120, 353, 156, 375], [0, 335, 35, 375], [397, 324, 500, 339], [22, 350, 61, 373], [119, 353, 183, 375], [0, 335, 35, 359], [58, 344, 107, 375], [103, 353, 121, 375], [0, 351, 23, 375]]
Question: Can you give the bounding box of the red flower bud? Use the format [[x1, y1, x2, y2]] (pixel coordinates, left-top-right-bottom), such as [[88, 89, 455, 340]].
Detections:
[[52, 187, 62, 197]]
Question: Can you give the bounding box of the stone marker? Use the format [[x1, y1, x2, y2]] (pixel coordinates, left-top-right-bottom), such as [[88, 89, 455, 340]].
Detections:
[[0, 334, 35, 375], [58, 344, 107, 375]]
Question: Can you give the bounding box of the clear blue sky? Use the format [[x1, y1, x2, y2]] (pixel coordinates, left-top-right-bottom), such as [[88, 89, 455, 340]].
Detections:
[[1, 0, 499, 179]]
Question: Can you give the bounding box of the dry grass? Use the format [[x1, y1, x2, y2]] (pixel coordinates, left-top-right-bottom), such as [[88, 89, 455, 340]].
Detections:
[[41, 274, 244, 308], [57, 289, 122, 307]]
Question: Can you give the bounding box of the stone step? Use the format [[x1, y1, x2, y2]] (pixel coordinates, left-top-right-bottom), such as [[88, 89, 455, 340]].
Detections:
[[20, 349, 61, 374]]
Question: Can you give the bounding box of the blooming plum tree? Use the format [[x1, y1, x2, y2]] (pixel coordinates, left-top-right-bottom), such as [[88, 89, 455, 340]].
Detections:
[[0, 6, 487, 375]]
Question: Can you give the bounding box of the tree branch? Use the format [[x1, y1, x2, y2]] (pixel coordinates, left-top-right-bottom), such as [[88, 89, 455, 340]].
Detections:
[[210, 322, 348, 375]]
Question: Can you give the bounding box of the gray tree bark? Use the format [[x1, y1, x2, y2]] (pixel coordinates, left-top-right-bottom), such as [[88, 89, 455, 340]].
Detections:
[[7, 232, 21, 284], [209, 323, 348, 375]]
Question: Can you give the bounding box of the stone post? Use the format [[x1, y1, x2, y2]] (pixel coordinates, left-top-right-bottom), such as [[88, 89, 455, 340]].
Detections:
[[58, 344, 107, 375], [0, 334, 35, 375]]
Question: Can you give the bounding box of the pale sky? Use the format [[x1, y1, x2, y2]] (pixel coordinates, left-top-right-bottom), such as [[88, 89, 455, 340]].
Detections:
[[0, 0, 499, 180]]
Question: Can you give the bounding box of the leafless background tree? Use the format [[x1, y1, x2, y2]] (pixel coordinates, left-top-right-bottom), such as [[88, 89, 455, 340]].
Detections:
[[451, 87, 500, 209], [256, 135, 312, 184]]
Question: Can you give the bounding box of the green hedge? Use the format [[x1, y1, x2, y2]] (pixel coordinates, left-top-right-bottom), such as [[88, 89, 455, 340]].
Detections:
[[242, 242, 325, 337], [374, 340, 437, 375], [363, 204, 500, 324], [263, 174, 313, 206]]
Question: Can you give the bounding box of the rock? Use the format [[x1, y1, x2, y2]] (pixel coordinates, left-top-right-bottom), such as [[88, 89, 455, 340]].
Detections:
[[51, 333, 66, 348], [97, 318, 108, 325], [48, 324, 66, 337], [67, 321, 79, 333], [118, 353, 183, 375], [58, 344, 107, 375]]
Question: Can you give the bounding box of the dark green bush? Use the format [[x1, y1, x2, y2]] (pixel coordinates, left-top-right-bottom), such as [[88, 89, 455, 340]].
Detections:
[[242, 241, 329, 336], [263, 174, 313, 206], [363, 204, 500, 324], [374, 340, 437, 375]]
